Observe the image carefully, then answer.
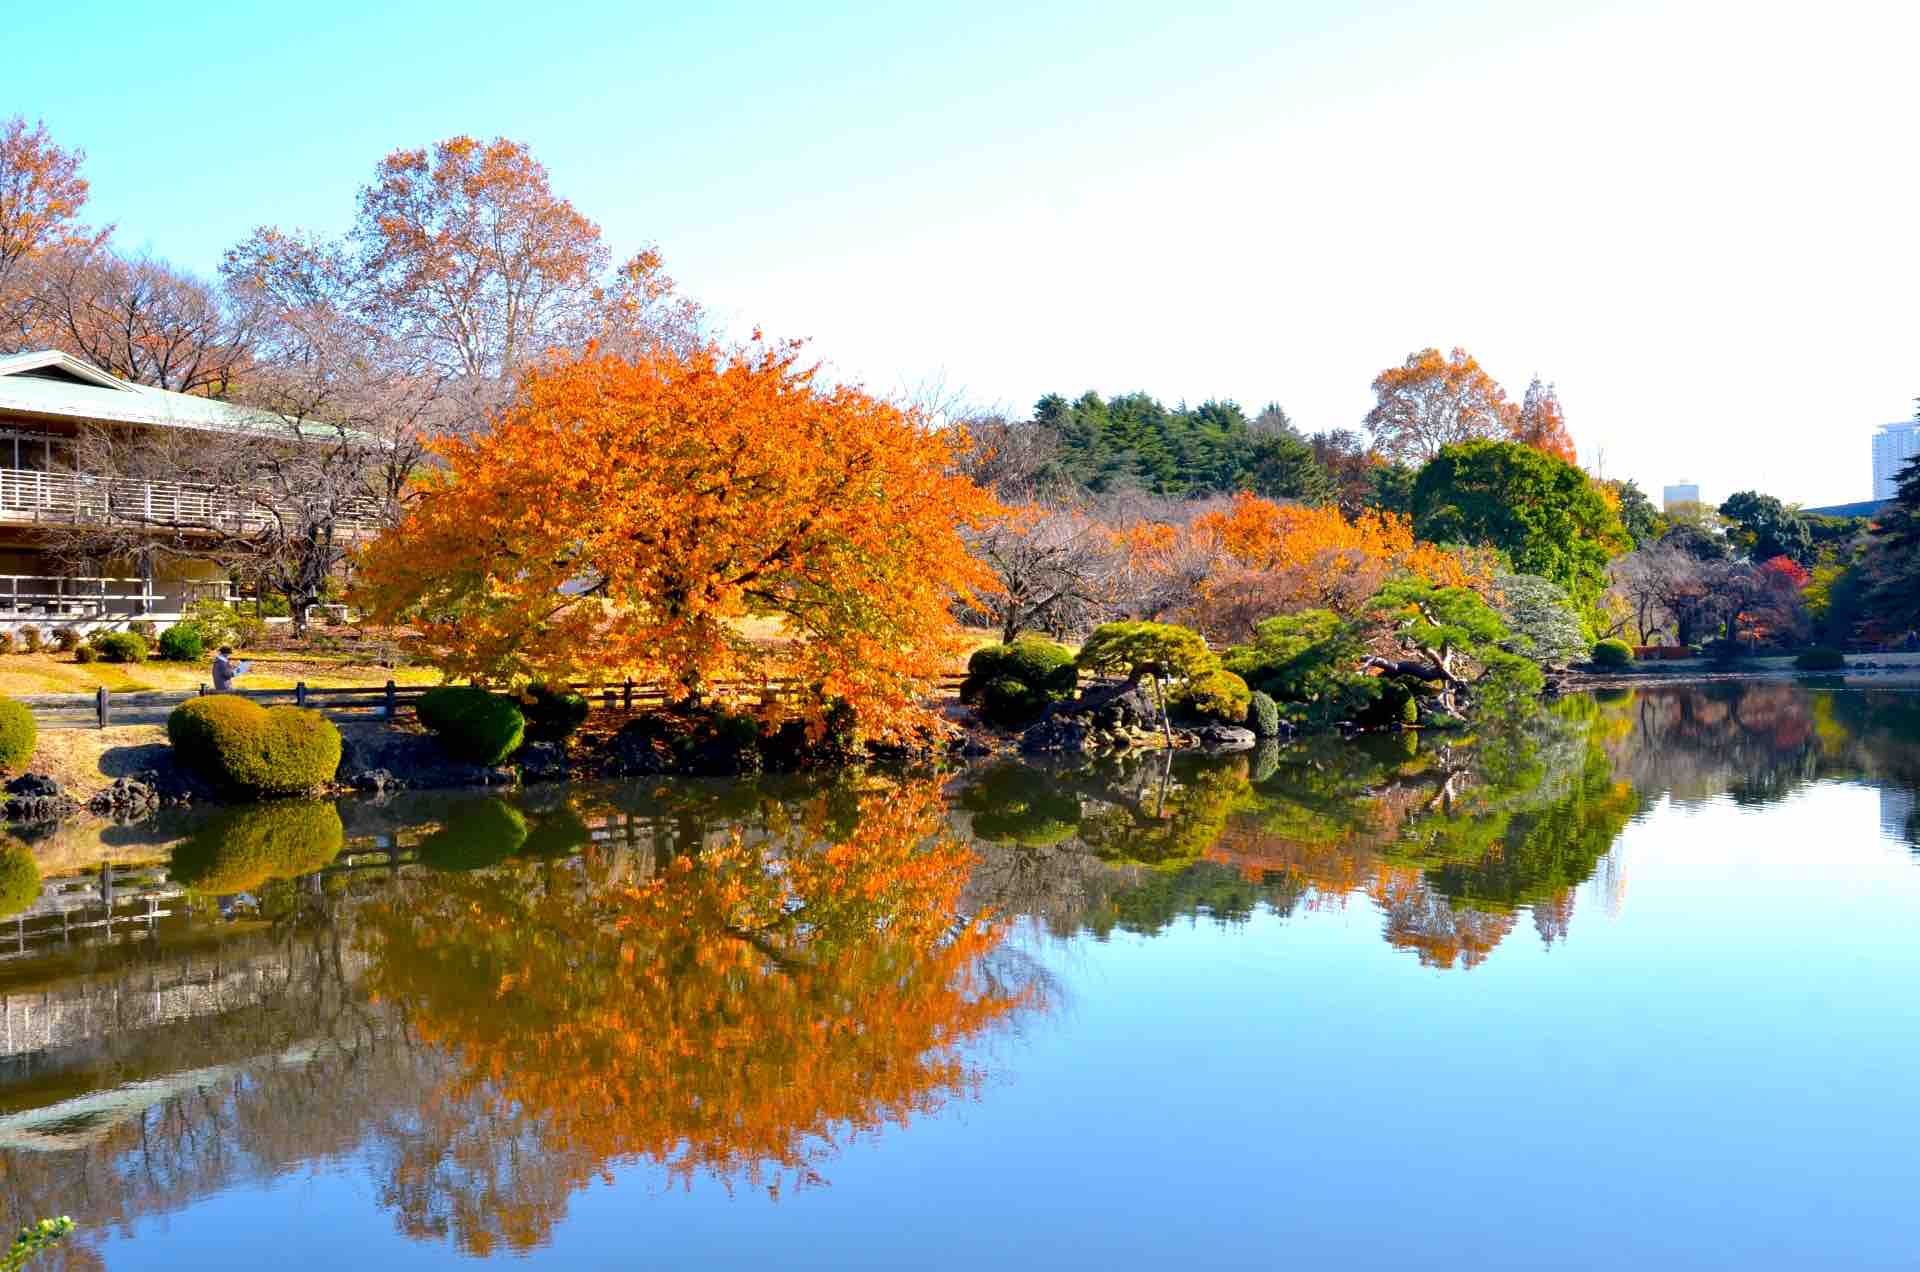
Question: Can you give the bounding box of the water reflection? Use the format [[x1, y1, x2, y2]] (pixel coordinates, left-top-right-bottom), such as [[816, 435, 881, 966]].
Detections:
[[0, 684, 1916, 1264]]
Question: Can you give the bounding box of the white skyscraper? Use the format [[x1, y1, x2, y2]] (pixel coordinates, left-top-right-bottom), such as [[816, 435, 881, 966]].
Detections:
[[1873, 421, 1919, 500]]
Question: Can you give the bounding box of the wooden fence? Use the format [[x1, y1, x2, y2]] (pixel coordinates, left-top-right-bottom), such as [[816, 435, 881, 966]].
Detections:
[[20, 674, 972, 729]]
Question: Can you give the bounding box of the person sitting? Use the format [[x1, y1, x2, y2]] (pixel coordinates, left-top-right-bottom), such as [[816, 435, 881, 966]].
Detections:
[[210, 645, 249, 692]]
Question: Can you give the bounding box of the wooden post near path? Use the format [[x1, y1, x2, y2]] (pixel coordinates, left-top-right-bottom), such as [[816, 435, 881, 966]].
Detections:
[[295, 681, 307, 708], [95, 685, 108, 729], [385, 680, 397, 719]]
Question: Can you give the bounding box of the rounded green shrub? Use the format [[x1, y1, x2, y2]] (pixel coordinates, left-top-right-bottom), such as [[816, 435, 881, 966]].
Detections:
[[1170, 669, 1251, 723], [967, 639, 1077, 696], [417, 685, 526, 765], [1794, 646, 1846, 671], [168, 802, 344, 894], [17, 625, 42, 653], [92, 631, 147, 664], [0, 632, 13, 654], [157, 622, 208, 662], [418, 798, 528, 872], [73, 644, 97, 664], [1247, 690, 1281, 738], [521, 682, 590, 741], [0, 841, 41, 918], [0, 698, 35, 772], [976, 675, 1047, 727], [51, 626, 81, 652], [168, 696, 342, 794], [128, 620, 157, 643], [1591, 639, 1634, 669]]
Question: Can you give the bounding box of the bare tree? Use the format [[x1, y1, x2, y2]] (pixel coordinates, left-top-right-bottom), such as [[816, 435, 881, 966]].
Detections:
[[17, 247, 256, 393], [963, 496, 1118, 641]]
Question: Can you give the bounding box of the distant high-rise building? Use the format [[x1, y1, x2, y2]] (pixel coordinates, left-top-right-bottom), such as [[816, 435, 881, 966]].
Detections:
[[1873, 421, 1920, 500], [1662, 481, 1701, 510]]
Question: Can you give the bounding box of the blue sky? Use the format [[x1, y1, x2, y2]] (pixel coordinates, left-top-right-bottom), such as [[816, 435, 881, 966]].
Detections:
[[10, 0, 1916, 504]]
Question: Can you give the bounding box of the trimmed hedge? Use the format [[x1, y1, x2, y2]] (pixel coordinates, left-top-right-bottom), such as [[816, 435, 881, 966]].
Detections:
[[51, 626, 81, 652], [0, 697, 35, 772], [0, 841, 40, 918], [158, 622, 208, 662], [168, 802, 345, 894], [1171, 668, 1252, 723], [1794, 646, 1847, 670], [16, 625, 41, 653], [1247, 690, 1281, 738], [92, 631, 148, 664], [167, 697, 342, 794], [417, 686, 526, 765], [522, 682, 590, 741], [965, 639, 1078, 697], [962, 638, 1077, 727], [975, 675, 1048, 727], [1591, 639, 1634, 669]]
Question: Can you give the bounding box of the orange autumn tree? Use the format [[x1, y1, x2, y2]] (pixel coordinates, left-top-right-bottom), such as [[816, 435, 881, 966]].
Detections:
[[1180, 492, 1492, 638], [353, 342, 999, 740], [1510, 376, 1577, 464], [355, 781, 1039, 1252]]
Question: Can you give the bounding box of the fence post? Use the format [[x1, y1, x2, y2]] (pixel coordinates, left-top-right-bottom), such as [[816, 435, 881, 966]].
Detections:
[[623, 677, 633, 711], [385, 679, 396, 719], [603, 686, 616, 712], [199, 683, 207, 696], [95, 685, 108, 729], [294, 681, 307, 708]]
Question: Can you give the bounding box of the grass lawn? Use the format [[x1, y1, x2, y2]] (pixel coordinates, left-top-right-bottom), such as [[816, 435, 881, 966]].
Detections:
[[0, 650, 444, 696]]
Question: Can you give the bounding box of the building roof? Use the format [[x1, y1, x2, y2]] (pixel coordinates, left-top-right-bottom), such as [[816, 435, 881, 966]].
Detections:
[[0, 349, 345, 440]]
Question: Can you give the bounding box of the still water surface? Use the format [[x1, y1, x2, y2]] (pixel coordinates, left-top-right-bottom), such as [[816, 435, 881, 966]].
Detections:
[[2, 683, 1918, 1269]]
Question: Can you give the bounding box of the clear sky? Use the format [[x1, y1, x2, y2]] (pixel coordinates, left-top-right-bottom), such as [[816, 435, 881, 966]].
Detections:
[[10, 0, 1916, 506]]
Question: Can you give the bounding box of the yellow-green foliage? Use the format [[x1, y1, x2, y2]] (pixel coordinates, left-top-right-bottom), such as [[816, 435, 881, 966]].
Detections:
[[0, 697, 35, 772], [1171, 669, 1252, 723], [0, 841, 40, 917], [167, 696, 342, 794], [168, 802, 345, 895]]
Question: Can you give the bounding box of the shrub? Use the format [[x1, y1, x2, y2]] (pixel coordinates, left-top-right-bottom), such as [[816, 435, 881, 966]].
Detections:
[[186, 600, 267, 650], [168, 802, 344, 894], [167, 697, 342, 794], [1700, 637, 1747, 663], [128, 620, 157, 643], [965, 638, 1077, 698], [51, 626, 81, 652], [0, 698, 36, 772], [417, 685, 526, 765], [521, 681, 590, 740], [92, 631, 147, 663], [962, 638, 1077, 727], [157, 622, 208, 662], [1247, 690, 1281, 738], [16, 625, 41, 653], [1794, 646, 1846, 671], [1591, 638, 1634, 669], [976, 675, 1048, 727], [0, 841, 40, 918], [1170, 668, 1252, 723], [0, 632, 12, 654], [73, 644, 97, 664]]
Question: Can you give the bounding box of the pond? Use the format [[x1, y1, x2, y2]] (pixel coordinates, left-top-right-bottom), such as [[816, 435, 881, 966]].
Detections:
[[2, 683, 1918, 1269]]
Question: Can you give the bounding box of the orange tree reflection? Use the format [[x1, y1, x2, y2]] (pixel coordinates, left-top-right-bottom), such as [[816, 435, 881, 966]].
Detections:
[[355, 779, 1037, 1253]]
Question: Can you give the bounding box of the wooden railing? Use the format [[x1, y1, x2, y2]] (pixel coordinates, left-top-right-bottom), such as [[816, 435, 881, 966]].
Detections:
[[21, 674, 973, 729], [0, 467, 381, 534]]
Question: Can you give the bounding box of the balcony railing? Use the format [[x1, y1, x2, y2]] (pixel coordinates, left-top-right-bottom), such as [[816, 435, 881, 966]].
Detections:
[[0, 575, 238, 620], [0, 468, 380, 535]]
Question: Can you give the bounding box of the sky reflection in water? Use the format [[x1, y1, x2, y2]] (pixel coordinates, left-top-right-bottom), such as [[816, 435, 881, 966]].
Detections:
[[2, 684, 1917, 1270]]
